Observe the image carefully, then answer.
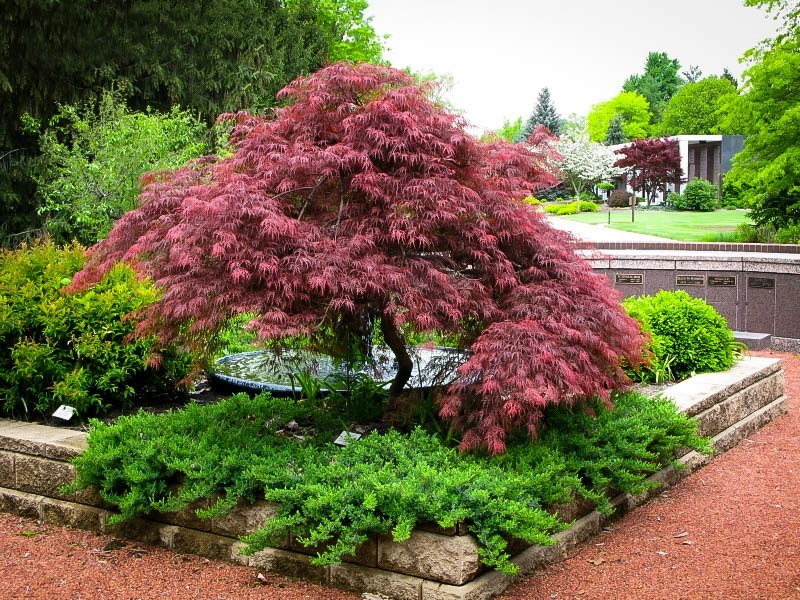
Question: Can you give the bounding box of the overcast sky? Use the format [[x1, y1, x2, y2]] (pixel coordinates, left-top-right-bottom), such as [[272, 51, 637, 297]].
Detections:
[[365, 0, 779, 132]]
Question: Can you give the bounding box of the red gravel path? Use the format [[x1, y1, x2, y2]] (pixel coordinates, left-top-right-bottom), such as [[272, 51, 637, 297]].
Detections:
[[1, 350, 798, 600]]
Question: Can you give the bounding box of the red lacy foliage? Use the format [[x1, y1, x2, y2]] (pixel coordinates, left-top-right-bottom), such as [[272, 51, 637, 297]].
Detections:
[[613, 138, 683, 205], [71, 62, 644, 454]]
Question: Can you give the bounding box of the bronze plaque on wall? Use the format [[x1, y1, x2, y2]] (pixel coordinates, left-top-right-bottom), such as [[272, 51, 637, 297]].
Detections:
[[676, 275, 705, 286], [615, 273, 643, 285], [709, 276, 737, 287], [748, 276, 775, 289]]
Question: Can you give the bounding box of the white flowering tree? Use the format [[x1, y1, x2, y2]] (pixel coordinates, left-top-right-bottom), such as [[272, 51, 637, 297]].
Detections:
[[555, 132, 626, 197]]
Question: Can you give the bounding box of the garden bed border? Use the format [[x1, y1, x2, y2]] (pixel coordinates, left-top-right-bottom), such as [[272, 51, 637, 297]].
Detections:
[[0, 356, 788, 599]]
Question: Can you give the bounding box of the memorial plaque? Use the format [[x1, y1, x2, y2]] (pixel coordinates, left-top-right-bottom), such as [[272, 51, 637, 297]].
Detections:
[[676, 275, 705, 286], [709, 276, 737, 287], [748, 276, 775, 289], [615, 273, 643, 285]]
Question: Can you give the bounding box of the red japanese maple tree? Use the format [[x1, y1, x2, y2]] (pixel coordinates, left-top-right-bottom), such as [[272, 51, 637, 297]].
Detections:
[[71, 62, 644, 454], [614, 138, 683, 207]]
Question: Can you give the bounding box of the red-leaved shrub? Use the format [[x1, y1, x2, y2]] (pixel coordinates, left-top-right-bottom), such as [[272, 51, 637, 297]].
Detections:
[[71, 62, 644, 453]]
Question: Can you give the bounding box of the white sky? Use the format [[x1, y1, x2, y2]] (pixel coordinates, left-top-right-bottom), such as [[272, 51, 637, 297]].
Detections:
[[365, 0, 780, 132]]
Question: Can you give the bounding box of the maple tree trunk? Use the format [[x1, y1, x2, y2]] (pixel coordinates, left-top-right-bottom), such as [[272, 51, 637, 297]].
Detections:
[[380, 314, 413, 407]]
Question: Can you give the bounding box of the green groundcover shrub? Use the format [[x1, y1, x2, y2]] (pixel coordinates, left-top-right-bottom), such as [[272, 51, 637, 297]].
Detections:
[[623, 290, 737, 382], [0, 242, 191, 419], [66, 390, 710, 574]]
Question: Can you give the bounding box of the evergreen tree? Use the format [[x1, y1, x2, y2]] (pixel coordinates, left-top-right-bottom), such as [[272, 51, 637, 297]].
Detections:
[[603, 113, 628, 145], [0, 0, 385, 247], [515, 87, 562, 141], [623, 52, 683, 122]]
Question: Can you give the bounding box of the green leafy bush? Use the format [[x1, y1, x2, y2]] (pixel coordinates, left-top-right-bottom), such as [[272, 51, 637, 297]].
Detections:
[[67, 390, 709, 574], [721, 178, 749, 209], [735, 222, 776, 243], [544, 200, 598, 216], [522, 196, 541, 206], [608, 189, 633, 208], [544, 202, 578, 215], [34, 92, 209, 245], [623, 290, 736, 381], [775, 224, 800, 244], [0, 242, 191, 419], [672, 179, 718, 212]]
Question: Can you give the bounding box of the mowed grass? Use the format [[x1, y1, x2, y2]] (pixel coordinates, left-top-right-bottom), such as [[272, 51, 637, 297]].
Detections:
[[557, 208, 751, 242]]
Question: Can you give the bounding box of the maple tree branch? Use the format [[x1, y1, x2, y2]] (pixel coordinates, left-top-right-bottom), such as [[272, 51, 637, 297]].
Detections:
[[380, 314, 413, 406], [296, 176, 328, 220]]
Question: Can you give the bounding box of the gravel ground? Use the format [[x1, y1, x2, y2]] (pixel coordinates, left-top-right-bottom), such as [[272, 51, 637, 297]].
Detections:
[[1, 350, 798, 600]]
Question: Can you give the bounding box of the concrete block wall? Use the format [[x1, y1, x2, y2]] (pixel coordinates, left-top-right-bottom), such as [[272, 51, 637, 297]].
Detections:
[[0, 357, 788, 599]]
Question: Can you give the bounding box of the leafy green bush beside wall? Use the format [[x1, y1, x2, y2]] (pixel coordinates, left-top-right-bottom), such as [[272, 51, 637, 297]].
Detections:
[[0, 242, 190, 419], [624, 290, 736, 381]]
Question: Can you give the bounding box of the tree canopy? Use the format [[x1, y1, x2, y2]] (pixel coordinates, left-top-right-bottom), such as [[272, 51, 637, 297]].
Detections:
[[587, 92, 652, 143], [0, 0, 385, 136], [71, 62, 644, 454], [555, 131, 625, 197], [614, 138, 683, 207], [515, 87, 562, 141], [658, 76, 738, 136], [722, 34, 800, 229], [623, 51, 683, 122], [0, 0, 385, 246]]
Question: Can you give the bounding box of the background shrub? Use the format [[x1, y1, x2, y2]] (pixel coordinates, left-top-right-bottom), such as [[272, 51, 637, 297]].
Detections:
[[735, 222, 776, 243], [35, 92, 209, 245], [543, 201, 598, 216], [608, 189, 633, 207], [623, 290, 736, 381], [721, 178, 749, 209], [672, 179, 718, 212], [534, 184, 571, 202], [0, 242, 191, 419], [774, 224, 800, 244]]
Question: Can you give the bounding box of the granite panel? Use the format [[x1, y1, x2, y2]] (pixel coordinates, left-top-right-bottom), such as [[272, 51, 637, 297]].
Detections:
[[744, 303, 775, 335], [705, 272, 741, 303], [775, 306, 800, 339], [708, 301, 738, 331], [775, 273, 800, 307], [643, 269, 675, 295]]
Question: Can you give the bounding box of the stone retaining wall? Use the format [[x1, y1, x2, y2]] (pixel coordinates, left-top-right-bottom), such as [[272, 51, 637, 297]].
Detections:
[[0, 357, 787, 599], [584, 248, 800, 350]]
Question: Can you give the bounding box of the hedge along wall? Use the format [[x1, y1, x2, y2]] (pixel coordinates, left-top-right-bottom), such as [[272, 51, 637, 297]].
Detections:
[[0, 357, 788, 600]]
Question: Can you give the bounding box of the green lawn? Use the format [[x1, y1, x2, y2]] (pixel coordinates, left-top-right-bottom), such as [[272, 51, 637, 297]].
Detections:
[[557, 208, 751, 242]]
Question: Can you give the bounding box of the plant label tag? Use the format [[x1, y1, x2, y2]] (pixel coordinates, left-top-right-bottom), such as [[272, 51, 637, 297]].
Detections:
[[333, 431, 361, 446], [52, 405, 76, 421]]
